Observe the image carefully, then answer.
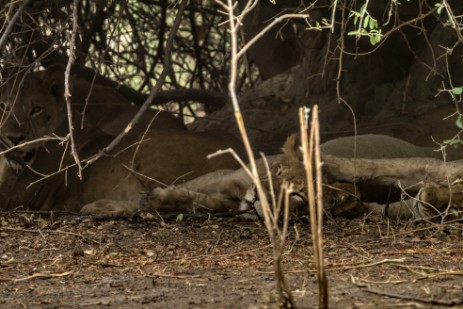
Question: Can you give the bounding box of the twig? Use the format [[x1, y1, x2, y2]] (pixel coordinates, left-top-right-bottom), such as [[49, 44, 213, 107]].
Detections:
[[352, 275, 463, 306], [222, 1, 303, 307], [0, 0, 31, 50], [147, 273, 201, 279], [0, 136, 63, 157], [102, 0, 188, 155], [442, 0, 463, 44], [235, 13, 310, 59], [207, 148, 252, 178], [0, 227, 84, 239], [223, 0, 271, 235], [417, 270, 463, 280], [12, 271, 74, 282], [333, 258, 407, 270], [64, 0, 83, 178]]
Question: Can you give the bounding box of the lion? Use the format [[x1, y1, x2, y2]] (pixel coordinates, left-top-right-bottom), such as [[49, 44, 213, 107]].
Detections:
[[140, 134, 446, 219], [0, 129, 247, 214], [322, 154, 463, 221], [282, 137, 463, 221], [0, 65, 185, 166], [319, 134, 440, 159], [0, 66, 246, 214], [414, 181, 463, 221], [2, 66, 459, 220]]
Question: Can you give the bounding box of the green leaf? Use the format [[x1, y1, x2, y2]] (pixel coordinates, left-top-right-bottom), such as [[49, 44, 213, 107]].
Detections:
[[443, 139, 461, 146], [360, 3, 367, 15], [363, 15, 370, 29], [369, 18, 377, 30], [347, 30, 359, 36], [423, 268, 434, 274], [456, 115, 463, 129], [436, 3, 444, 15], [370, 35, 381, 46], [452, 87, 463, 95]]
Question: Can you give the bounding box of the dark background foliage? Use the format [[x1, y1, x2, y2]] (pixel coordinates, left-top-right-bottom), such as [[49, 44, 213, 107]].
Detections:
[[1, 0, 463, 152]]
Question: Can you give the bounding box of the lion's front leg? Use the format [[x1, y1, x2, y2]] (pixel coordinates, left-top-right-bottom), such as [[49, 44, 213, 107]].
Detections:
[[81, 199, 139, 219], [140, 186, 242, 213]]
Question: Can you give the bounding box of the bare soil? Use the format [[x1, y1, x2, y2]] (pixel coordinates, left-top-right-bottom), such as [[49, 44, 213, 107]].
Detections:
[[1, 212, 463, 308]]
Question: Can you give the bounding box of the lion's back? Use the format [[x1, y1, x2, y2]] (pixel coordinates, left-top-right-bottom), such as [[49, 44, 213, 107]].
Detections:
[[320, 134, 438, 159]]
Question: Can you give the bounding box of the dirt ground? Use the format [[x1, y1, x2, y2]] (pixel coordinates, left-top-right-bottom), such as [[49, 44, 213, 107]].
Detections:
[[1, 212, 463, 309]]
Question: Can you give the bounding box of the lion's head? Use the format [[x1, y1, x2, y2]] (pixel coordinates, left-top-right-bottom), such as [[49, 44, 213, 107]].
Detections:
[[0, 66, 66, 166], [252, 135, 370, 219], [274, 134, 308, 203], [245, 135, 308, 219]]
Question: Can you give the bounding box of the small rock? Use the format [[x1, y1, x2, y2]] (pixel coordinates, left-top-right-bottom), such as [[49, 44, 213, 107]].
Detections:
[[240, 228, 252, 239], [73, 246, 85, 257]]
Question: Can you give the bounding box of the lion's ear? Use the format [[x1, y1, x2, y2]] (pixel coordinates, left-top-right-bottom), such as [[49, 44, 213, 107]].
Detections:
[[39, 64, 66, 102], [281, 134, 302, 161]]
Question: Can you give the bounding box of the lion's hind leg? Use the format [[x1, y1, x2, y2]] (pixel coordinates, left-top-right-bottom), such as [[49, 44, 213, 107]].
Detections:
[[415, 181, 463, 221], [324, 181, 417, 219]]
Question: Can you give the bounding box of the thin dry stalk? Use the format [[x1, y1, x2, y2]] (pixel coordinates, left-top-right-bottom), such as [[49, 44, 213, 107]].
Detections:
[[64, 0, 82, 178], [101, 0, 188, 155], [0, 0, 31, 50], [273, 183, 298, 308], [222, 0, 270, 232], [299, 106, 328, 308], [222, 0, 298, 306]]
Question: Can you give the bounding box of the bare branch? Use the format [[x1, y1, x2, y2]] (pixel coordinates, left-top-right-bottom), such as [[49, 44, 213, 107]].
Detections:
[[64, 0, 82, 178], [102, 0, 189, 155], [224, 1, 300, 307], [0, 0, 31, 50]]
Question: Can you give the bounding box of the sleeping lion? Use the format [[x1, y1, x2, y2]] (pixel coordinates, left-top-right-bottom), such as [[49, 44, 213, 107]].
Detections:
[[0, 66, 245, 213], [1, 66, 460, 221]]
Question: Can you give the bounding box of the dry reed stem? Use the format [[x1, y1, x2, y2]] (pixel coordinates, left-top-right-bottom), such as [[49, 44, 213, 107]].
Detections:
[[222, 0, 298, 306], [299, 106, 328, 308]]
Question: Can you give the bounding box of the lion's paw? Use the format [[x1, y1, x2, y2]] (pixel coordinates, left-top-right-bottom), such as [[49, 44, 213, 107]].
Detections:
[[140, 187, 194, 212], [81, 199, 138, 219]]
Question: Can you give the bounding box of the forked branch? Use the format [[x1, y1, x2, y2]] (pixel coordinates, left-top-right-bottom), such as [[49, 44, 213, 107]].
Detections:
[[64, 0, 82, 178], [221, 0, 308, 307], [101, 0, 188, 155]]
